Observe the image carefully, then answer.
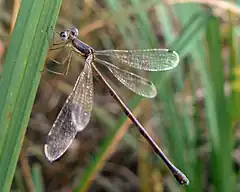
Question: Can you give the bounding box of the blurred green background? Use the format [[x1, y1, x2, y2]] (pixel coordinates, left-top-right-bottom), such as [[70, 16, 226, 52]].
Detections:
[[0, 0, 240, 191]]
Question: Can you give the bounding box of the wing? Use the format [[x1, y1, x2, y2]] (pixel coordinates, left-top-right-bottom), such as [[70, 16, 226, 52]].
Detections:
[[96, 58, 156, 98], [95, 49, 179, 71], [44, 54, 94, 162]]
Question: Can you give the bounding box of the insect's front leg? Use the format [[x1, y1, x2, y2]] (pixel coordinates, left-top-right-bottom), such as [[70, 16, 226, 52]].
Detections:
[[45, 50, 73, 76]]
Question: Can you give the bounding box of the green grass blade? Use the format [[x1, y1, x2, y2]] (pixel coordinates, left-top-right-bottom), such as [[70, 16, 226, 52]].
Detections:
[[172, 3, 220, 151], [32, 163, 44, 192], [129, 0, 158, 47], [105, 0, 135, 48], [228, 13, 240, 122], [13, 168, 26, 192], [0, 0, 62, 191], [205, 16, 233, 192], [156, 4, 209, 190]]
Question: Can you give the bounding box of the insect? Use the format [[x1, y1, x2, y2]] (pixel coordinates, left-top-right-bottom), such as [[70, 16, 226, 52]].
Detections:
[[44, 27, 189, 185]]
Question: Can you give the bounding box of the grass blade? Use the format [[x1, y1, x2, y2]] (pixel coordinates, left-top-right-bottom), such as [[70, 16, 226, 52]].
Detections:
[[32, 163, 44, 192], [205, 16, 233, 192], [0, 0, 62, 191]]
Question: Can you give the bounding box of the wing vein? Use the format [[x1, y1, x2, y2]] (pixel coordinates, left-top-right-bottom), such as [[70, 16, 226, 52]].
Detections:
[[95, 49, 179, 71], [96, 58, 157, 98], [44, 54, 94, 161]]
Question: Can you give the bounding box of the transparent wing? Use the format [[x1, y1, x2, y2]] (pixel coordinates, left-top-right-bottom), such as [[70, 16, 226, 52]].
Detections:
[[44, 54, 94, 162], [96, 58, 156, 98], [95, 49, 179, 71]]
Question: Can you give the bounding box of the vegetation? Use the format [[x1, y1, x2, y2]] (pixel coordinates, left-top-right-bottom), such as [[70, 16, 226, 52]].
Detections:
[[0, 0, 239, 191]]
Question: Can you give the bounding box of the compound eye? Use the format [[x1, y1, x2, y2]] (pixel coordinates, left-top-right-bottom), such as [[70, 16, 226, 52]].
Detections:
[[70, 28, 79, 37], [60, 31, 68, 41]]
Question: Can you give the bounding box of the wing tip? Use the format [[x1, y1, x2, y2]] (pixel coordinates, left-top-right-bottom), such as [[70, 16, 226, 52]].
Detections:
[[44, 144, 61, 162], [166, 49, 180, 69]]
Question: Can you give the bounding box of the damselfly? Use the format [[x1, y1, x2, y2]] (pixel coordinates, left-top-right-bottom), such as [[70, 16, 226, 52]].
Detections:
[[44, 27, 189, 185]]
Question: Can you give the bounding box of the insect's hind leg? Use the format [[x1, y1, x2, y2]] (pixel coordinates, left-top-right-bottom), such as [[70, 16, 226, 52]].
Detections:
[[64, 51, 73, 75], [45, 50, 73, 75]]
